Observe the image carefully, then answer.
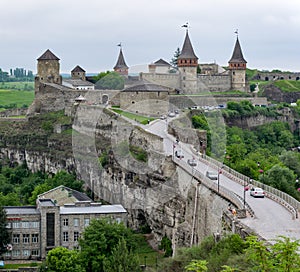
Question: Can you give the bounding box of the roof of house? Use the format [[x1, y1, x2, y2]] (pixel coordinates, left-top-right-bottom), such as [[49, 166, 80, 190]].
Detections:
[[60, 204, 127, 215], [37, 185, 91, 206], [154, 59, 171, 66], [5, 206, 40, 215], [71, 65, 85, 73], [37, 49, 60, 61], [63, 79, 95, 87], [178, 31, 198, 60], [114, 49, 129, 69], [122, 82, 171, 92], [228, 37, 247, 63]]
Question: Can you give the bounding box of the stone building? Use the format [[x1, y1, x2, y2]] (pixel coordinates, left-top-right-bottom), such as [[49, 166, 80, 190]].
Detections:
[[138, 30, 248, 93], [62, 65, 95, 90], [3, 186, 127, 260]]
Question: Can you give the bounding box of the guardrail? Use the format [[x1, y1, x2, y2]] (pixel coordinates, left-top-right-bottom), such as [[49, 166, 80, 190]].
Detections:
[[173, 156, 252, 217], [192, 150, 299, 220]]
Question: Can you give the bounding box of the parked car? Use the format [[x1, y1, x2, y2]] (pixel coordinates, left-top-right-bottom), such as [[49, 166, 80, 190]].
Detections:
[[168, 112, 176, 117], [206, 171, 218, 180], [187, 158, 197, 167], [175, 150, 184, 158], [250, 187, 265, 198], [160, 115, 167, 120]]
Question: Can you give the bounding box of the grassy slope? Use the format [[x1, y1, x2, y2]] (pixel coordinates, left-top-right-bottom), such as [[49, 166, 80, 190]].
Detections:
[[0, 81, 34, 110]]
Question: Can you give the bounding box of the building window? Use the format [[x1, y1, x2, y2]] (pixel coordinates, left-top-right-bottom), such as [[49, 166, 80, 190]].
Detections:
[[74, 231, 79, 241], [74, 218, 79, 227], [46, 213, 55, 247], [12, 234, 20, 244], [84, 218, 90, 227], [31, 250, 39, 256], [22, 221, 30, 228], [63, 218, 69, 226], [5, 251, 11, 257], [12, 250, 20, 257], [12, 221, 21, 228], [23, 250, 30, 257], [63, 232, 69, 242], [31, 221, 40, 228], [23, 234, 30, 244], [6, 222, 11, 228], [32, 234, 39, 243]]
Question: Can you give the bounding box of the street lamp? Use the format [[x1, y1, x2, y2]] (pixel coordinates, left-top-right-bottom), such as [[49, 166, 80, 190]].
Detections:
[[217, 167, 223, 193]]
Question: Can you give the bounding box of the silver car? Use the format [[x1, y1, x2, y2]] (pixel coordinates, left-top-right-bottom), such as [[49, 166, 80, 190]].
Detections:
[[250, 187, 265, 198]]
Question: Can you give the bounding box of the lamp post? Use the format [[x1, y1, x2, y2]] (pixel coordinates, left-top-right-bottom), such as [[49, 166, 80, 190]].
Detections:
[[243, 180, 246, 209], [217, 167, 223, 193]]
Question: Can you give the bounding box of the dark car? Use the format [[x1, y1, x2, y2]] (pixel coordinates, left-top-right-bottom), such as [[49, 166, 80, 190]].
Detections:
[[175, 150, 184, 158], [206, 171, 218, 180]]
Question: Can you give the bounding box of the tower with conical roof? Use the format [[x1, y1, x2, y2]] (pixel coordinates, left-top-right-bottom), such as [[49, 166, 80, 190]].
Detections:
[[228, 35, 247, 90], [71, 65, 86, 80], [177, 29, 198, 93], [36, 49, 61, 84], [114, 46, 129, 76]]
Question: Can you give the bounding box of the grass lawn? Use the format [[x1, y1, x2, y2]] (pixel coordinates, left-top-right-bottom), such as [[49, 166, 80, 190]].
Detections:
[[274, 80, 300, 92], [0, 89, 34, 109], [112, 109, 156, 124], [135, 234, 164, 270]]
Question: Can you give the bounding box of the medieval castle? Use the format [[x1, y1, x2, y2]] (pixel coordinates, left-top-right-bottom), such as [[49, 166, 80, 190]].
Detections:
[[28, 30, 248, 116]]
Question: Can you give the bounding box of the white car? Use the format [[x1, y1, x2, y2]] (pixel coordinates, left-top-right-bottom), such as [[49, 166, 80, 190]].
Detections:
[[187, 158, 197, 167], [250, 187, 265, 198], [206, 171, 218, 180]]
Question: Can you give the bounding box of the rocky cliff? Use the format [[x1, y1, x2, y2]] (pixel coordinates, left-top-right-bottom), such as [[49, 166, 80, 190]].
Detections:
[[0, 107, 230, 249]]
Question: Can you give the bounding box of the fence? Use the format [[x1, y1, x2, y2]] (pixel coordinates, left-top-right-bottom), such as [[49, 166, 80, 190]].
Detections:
[[191, 148, 299, 219], [173, 156, 252, 218]]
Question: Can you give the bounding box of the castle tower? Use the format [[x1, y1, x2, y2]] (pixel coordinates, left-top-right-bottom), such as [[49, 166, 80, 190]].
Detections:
[[36, 49, 61, 84], [228, 36, 247, 90], [177, 30, 198, 93], [113, 47, 129, 76], [71, 65, 86, 80]]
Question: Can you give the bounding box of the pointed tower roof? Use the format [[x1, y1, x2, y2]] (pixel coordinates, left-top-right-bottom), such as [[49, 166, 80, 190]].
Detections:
[[114, 48, 128, 70], [178, 31, 198, 60], [228, 37, 247, 64], [71, 65, 85, 73], [37, 49, 60, 61]]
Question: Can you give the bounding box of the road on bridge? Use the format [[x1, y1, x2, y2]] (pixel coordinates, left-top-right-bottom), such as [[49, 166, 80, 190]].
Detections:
[[145, 118, 300, 242]]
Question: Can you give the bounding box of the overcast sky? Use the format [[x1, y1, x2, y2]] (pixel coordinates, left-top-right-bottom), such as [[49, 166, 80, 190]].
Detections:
[[1, 0, 300, 73]]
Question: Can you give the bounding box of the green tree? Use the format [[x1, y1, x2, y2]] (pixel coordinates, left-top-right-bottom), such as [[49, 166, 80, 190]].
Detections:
[[0, 205, 10, 255], [185, 260, 208, 272], [263, 164, 298, 198], [79, 218, 136, 272], [45, 247, 84, 272], [245, 236, 273, 272], [103, 237, 141, 272], [95, 71, 124, 90], [272, 236, 300, 271], [28, 183, 52, 205], [170, 47, 181, 67]]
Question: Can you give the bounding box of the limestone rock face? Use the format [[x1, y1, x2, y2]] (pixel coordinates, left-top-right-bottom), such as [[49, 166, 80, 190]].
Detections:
[[0, 108, 229, 249]]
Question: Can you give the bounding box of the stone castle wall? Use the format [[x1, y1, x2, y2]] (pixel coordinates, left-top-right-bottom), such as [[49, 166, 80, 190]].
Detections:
[[140, 73, 181, 89], [120, 91, 169, 117], [197, 74, 231, 92]]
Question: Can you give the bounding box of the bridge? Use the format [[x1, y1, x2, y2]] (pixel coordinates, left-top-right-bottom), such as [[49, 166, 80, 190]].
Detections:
[[145, 118, 300, 243]]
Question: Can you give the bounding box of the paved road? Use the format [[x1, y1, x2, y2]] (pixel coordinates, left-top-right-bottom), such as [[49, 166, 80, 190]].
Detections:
[[145, 118, 300, 242]]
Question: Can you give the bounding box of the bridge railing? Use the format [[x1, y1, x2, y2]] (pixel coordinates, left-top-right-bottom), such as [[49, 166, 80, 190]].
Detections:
[[173, 156, 250, 215], [192, 150, 299, 219]]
